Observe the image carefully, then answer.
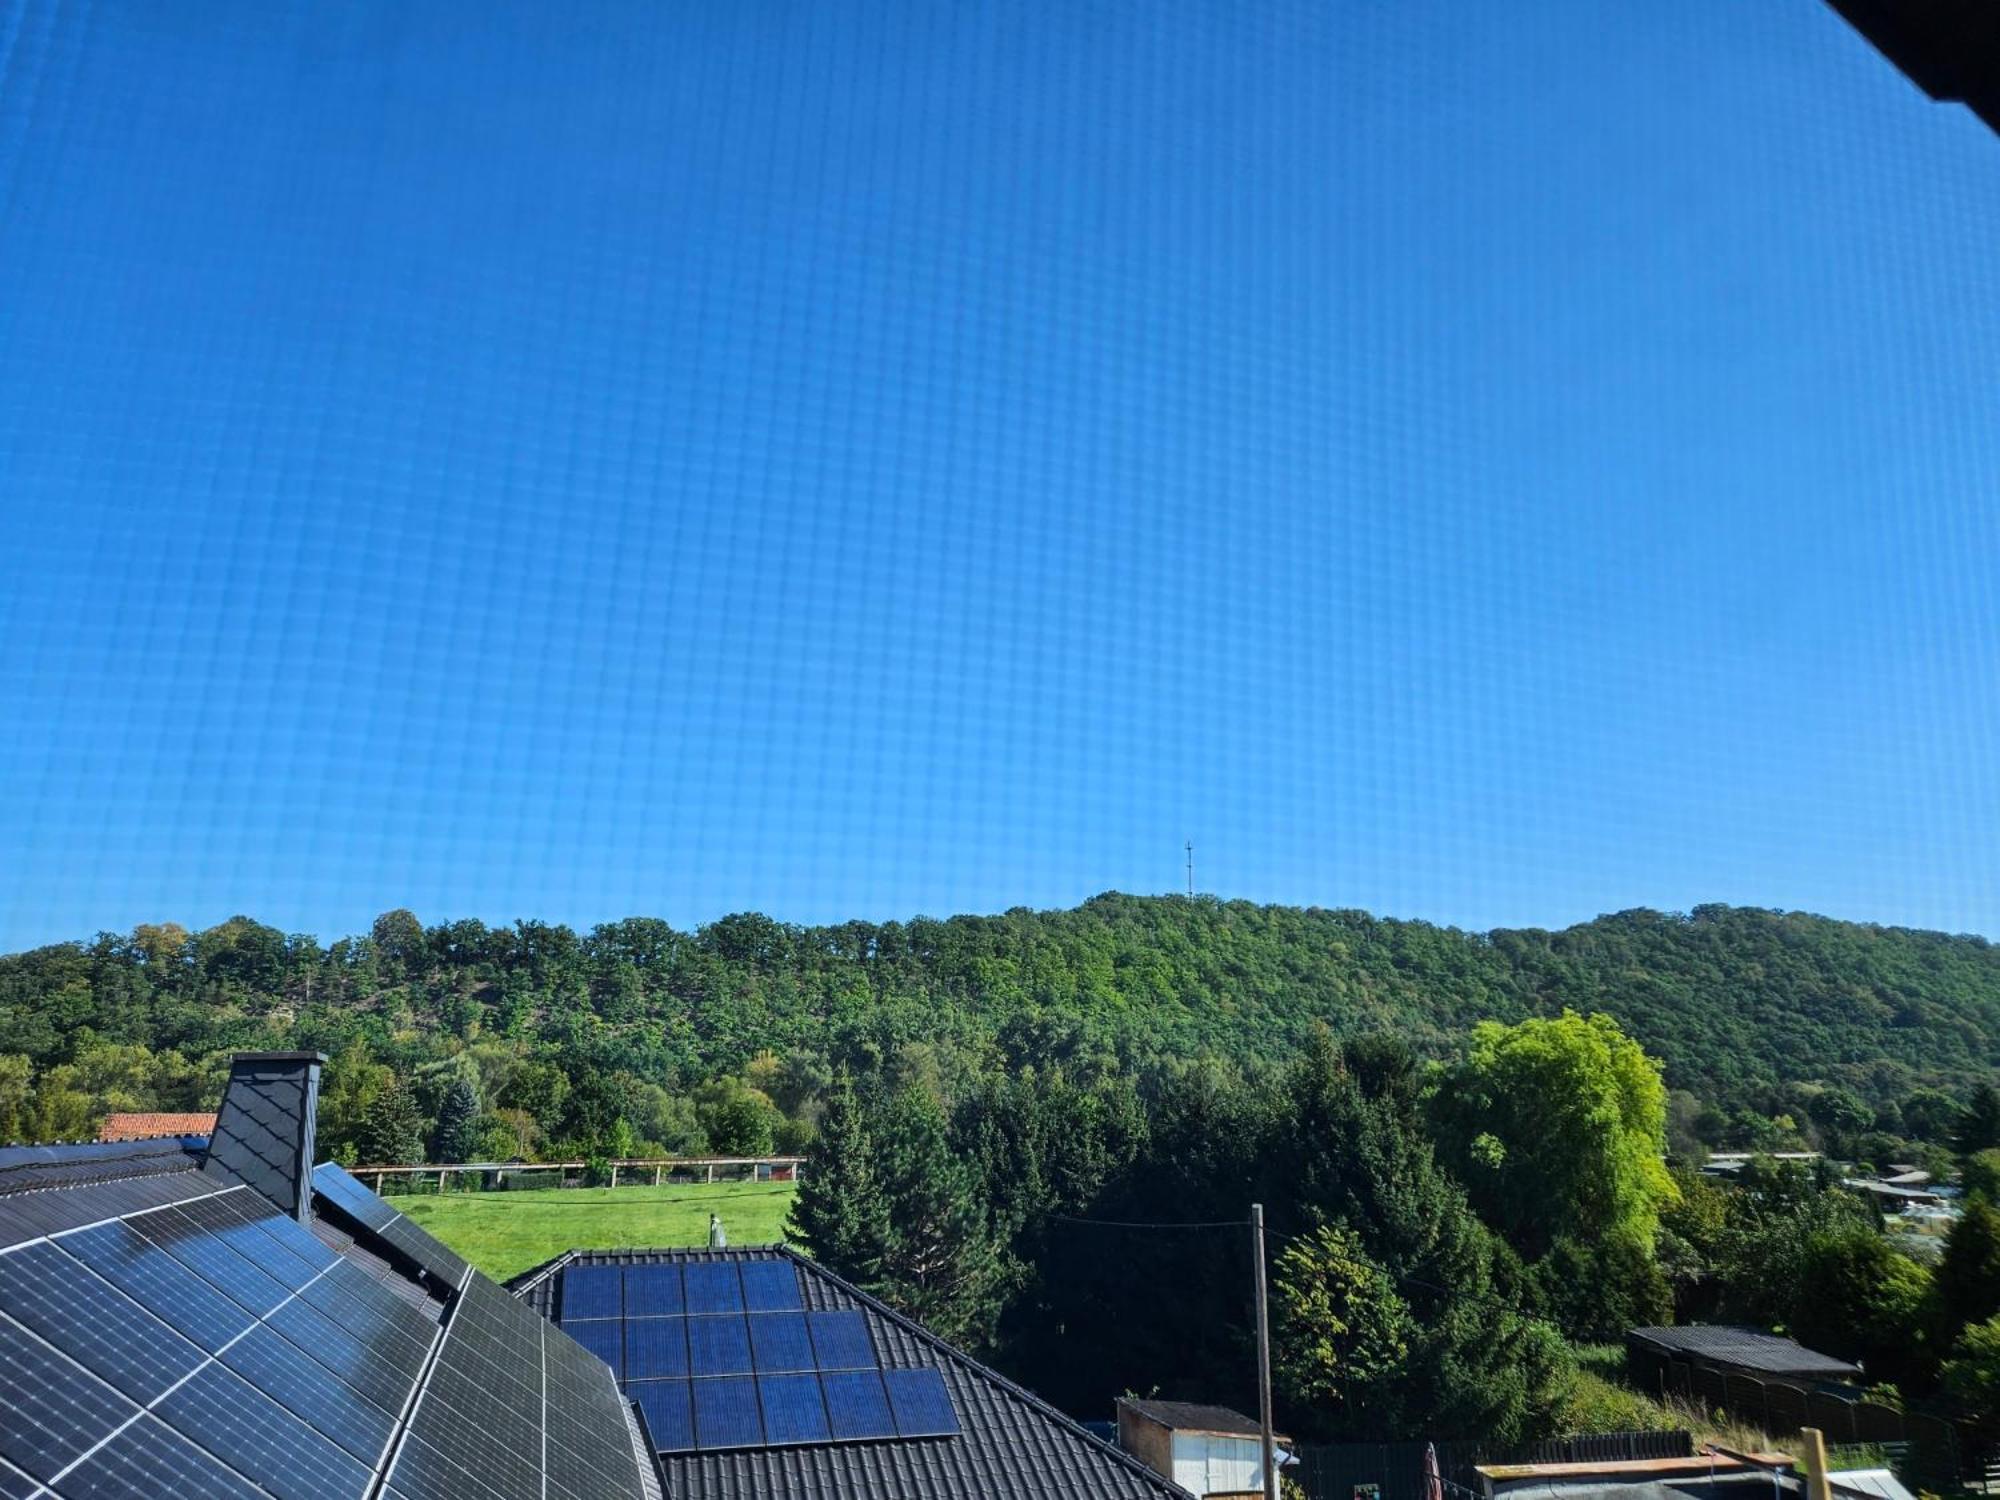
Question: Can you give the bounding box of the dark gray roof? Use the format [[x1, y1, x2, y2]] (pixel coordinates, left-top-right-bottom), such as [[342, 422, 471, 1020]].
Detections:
[[1628, 1325, 1861, 1377], [0, 1135, 213, 1246], [1494, 1474, 1801, 1500], [1119, 1399, 1263, 1438], [516, 1247, 1192, 1500], [202, 1051, 324, 1219]]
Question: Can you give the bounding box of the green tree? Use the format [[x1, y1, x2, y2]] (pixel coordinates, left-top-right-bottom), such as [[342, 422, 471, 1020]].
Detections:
[[0, 1054, 32, 1141], [788, 1077, 892, 1284], [1938, 1314, 2000, 1432], [871, 1085, 1010, 1347], [1963, 1148, 2000, 1205], [357, 1080, 425, 1166], [1788, 1229, 1932, 1390], [1960, 1083, 2000, 1157], [432, 1076, 482, 1163], [370, 909, 426, 980], [694, 1079, 780, 1156], [497, 1061, 570, 1140], [1901, 1089, 1964, 1144], [1274, 1224, 1415, 1435], [1433, 1011, 1679, 1264], [1935, 1199, 2000, 1341]]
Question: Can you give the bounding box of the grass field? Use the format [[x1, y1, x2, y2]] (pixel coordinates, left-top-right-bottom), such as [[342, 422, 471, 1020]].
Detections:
[[395, 1181, 797, 1281]]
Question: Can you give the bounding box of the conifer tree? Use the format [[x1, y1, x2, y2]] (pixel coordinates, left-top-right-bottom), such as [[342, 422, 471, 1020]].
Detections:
[[787, 1076, 891, 1283], [432, 1076, 482, 1164], [1959, 1083, 2000, 1158], [357, 1080, 425, 1166], [871, 1084, 1011, 1348]]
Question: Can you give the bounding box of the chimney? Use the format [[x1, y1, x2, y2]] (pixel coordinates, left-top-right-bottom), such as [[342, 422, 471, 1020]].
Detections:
[[202, 1051, 326, 1222]]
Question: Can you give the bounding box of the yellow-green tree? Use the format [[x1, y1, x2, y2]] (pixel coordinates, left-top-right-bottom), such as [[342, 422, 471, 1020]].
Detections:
[[1434, 1010, 1679, 1261], [1274, 1224, 1415, 1433]]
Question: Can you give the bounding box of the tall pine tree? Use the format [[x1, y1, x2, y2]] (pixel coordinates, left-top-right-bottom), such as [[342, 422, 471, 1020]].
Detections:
[[872, 1084, 1010, 1348], [787, 1075, 891, 1283], [432, 1076, 482, 1163], [357, 1080, 425, 1166]]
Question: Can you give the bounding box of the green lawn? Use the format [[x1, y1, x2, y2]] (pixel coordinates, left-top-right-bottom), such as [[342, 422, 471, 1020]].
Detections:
[[396, 1181, 798, 1281]]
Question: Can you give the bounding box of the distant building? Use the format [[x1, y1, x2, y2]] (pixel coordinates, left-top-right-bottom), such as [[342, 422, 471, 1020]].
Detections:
[[94, 1110, 216, 1141], [1116, 1397, 1290, 1499], [1627, 1325, 1862, 1386]]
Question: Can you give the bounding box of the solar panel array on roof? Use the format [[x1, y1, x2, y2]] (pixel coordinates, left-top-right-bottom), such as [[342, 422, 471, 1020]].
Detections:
[[0, 1142, 656, 1500], [0, 1181, 432, 1498], [556, 1254, 960, 1455], [313, 1162, 470, 1285]]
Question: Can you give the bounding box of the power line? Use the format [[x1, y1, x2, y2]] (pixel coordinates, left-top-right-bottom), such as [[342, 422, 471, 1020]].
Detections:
[[1046, 1211, 1247, 1230]]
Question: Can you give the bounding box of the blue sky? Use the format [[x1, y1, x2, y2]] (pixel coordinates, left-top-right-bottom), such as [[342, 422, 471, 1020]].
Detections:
[[3, 0, 1999, 951]]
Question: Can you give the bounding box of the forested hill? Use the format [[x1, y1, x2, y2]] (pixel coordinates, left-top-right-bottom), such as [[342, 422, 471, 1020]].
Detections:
[[2, 896, 1997, 1110]]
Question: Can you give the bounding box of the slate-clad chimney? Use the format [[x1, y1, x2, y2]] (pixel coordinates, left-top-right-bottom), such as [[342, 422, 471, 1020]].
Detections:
[[202, 1051, 326, 1222]]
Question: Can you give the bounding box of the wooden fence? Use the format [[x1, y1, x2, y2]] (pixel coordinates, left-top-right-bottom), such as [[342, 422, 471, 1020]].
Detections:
[[1636, 1356, 1985, 1495], [352, 1156, 804, 1193]]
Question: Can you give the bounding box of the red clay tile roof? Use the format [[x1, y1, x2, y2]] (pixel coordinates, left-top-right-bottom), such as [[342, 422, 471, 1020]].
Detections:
[[96, 1112, 217, 1142]]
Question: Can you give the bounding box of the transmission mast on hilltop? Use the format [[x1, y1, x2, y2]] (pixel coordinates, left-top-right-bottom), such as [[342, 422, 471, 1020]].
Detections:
[[1185, 840, 1194, 897]]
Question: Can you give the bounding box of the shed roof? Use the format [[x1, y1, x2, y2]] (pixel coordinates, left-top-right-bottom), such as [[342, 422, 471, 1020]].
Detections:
[[1628, 1326, 1860, 1377], [1119, 1399, 1265, 1438]]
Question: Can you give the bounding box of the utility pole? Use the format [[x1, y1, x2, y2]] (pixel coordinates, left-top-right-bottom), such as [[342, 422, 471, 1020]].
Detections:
[[1186, 840, 1195, 897], [1252, 1202, 1277, 1500]]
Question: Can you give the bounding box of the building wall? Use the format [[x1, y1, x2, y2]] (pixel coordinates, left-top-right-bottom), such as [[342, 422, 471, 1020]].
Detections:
[[1173, 1433, 1266, 1498], [1119, 1408, 1176, 1484]]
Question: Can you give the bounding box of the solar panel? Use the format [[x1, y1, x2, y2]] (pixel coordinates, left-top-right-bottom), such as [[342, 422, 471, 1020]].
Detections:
[[0, 1457, 40, 1500], [691, 1376, 763, 1449], [58, 1222, 254, 1352], [294, 1264, 436, 1370], [153, 1360, 376, 1499], [623, 1263, 683, 1316], [758, 1373, 831, 1445], [56, 1413, 271, 1500], [126, 1208, 294, 1318], [0, 1315, 139, 1481], [884, 1366, 961, 1437], [738, 1260, 802, 1311], [265, 1294, 427, 1415], [682, 1262, 742, 1314], [687, 1314, 752, 1376], [561, 1265, 621, 1322], [216, 1323, 399, 1465], [566, 1317, 623, 1375], [806, 1308, 876, 1370], [389, 1429, 515, 1500], [374, 1216, 470, 1285], [411, 1364, 542, 1497], [747, 1311, 814, 1373], [229, 1198, 343, 1283], [561, 1255, 964, 1465], [821, 1368, 895, 1440], [624, 1318, 689, 1378], [630, 1379, 693, 1452], [310, 1164, 399, 1232], [169, 1194, 320, 1291], [0, 1241, 204, 1403]]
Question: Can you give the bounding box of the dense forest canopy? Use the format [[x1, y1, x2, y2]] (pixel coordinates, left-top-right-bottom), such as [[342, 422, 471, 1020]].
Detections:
[[2, 896, 1996, 1133], [8, 895, 1999, 1439]]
